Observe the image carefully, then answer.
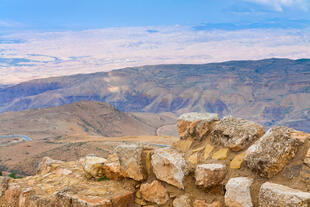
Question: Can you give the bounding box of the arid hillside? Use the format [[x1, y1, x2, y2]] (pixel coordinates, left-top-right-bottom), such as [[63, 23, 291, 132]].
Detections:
[[0, 58, 309, 132], [0, 101, 178, 175], [0, 101, 177, 139]]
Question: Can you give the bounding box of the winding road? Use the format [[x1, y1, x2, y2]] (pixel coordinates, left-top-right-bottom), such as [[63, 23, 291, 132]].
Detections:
[[0, 135, 32, 141]]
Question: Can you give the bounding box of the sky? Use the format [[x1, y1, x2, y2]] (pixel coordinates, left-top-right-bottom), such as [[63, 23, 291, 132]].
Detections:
[[1, 0, 310, 30], [0, 0, 310, 84]]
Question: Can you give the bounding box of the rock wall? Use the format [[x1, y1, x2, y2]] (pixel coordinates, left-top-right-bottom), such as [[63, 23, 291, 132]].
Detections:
[[0, 113, 310, 207]]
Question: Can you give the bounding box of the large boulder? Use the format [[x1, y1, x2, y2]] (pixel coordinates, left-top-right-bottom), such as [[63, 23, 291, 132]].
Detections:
[[140, 180, 169, 205], [151, 148, 188, 189], [245, 126, 302, 178], [259, 182, 310, 207], [114, 144, 145, 181], [195, 164, 227, 188], [211, 116, 264, 151], [177, 112, 219, 141], [225, 177, 253, 207]]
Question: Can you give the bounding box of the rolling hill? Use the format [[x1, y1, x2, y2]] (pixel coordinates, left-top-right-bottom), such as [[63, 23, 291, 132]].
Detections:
[[0, 58, 309, 132], [0, 101, 177, 139]]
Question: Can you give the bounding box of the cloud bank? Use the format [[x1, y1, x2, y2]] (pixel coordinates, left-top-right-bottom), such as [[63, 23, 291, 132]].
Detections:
[[0, 26, 310, 84]]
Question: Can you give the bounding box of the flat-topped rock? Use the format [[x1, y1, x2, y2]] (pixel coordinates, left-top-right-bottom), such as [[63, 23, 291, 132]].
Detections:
[[195, 164, 227, 188], [178, 112, 220, 122], [225, 177, 253, 207], [245, 126, 302, 178], [259, 182, 310, 207], [177, 112, 219, 141], [211, 116, 264, 151], [151, 148, 188, 189]]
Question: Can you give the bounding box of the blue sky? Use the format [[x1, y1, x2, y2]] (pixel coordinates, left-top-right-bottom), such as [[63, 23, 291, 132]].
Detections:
[[1, 0, 310, 31], [1, 0, 310, 84]]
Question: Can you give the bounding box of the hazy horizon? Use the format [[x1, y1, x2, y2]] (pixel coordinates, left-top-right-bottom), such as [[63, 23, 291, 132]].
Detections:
[[1, 0, 310, 84]]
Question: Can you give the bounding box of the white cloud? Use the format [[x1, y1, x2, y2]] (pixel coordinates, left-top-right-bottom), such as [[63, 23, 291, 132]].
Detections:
[[244, 0, 308, 11], [1, 26, 310, 84]]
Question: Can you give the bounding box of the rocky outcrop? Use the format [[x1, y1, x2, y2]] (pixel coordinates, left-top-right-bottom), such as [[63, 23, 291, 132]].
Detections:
[[245, 126, 301, 178], [1, 112, 310, 207], [177, 112, 219, 141], [140, 180, 169, 205], [151, 148, 188, 189], [211, 116, 264, 151], [1, 157, 136, 207], [195, 164, 227, 188], [259, 182, 310, 207], [225, 177, 253, 207], [80, 144, 145, 181]]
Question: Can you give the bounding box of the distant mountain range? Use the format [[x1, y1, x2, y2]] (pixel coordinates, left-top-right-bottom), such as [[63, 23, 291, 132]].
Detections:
[[0, 58, 309, 132]]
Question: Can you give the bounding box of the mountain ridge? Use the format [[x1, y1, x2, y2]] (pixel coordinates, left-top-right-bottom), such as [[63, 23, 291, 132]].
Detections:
[[0, 58, 309, 132]]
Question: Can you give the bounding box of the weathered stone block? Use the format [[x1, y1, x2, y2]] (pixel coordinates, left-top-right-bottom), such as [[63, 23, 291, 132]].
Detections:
[[245, 126, 301, 178], [140, 180, 169, 205], [225, 177, 253, 207], [114, 144, 145, 181], [151, 148, 188, 189], [259, 182, 310, 207], [211, 116, 264, 151], [195, 164, 227, 188], [178, 112, 219, 140]]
